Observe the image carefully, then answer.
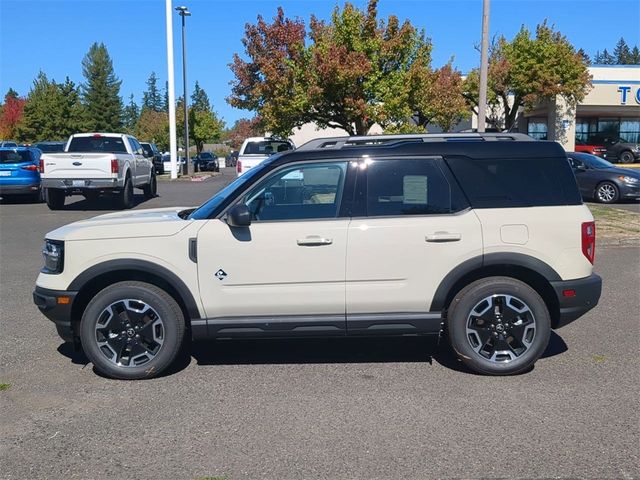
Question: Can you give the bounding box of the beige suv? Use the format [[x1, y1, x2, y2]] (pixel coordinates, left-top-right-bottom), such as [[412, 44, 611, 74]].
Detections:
[[33, 133, 602, 379]]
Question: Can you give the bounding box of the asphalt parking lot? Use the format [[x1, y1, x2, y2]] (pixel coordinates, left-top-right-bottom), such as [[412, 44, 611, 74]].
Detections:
[[1, 168, 639, 480]]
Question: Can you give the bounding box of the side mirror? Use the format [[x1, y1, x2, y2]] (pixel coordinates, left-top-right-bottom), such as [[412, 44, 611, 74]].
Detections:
[[226, 204, 251, 227]]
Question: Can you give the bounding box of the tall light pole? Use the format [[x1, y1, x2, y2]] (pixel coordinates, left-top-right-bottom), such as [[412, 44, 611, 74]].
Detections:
[[165, 0, 178, 179], [176, 5, 192, 175], [477, 0, 490, 133]]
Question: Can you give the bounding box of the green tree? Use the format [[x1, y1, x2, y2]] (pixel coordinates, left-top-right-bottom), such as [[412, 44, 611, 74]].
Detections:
[[190, 81, 211, 112], [229, 0, 435, 136], [613, 38, 632, 64], [123, 94, 139, 134], [631, 46, 640, 64], [136, 109, 169, 151], [594, 48, 615, 65], [189, 108, 224, 154], [577, 48, 590, 65], [142, 72, 163, 112], [81, 42, 123, 131], [464, 22, 591, 131], [162, 81, 169, 112], [17, 72, 86, 142]]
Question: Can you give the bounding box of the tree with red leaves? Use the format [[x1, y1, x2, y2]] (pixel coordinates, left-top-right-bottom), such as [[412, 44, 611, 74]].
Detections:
[[0, 89, 26, 140]]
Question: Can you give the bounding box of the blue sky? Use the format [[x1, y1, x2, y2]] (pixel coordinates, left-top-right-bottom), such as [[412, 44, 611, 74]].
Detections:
[[1, 0, 639, 127]]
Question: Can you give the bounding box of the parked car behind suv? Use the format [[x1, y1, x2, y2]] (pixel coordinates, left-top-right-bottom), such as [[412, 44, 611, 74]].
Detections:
[[0, 147, 42, 201], [193, 152, 219, 172], [33, 141, 66, 153], [588, 134, 640, 164], [574, 139, 606, 157], [567, 151, 640, 203], [237, 137, 293, 176], [140, 142, 164, 175], [33, 133, 602, 380]]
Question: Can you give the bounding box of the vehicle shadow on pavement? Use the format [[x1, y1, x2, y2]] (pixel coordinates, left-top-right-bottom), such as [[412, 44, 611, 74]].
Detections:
[[188, 336, 438, 367], [58, 194, 154, 211], [56, 331, 568, 378]]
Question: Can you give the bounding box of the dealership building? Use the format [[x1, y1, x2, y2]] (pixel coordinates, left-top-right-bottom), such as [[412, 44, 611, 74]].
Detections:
[[521, 65, 640, 151], [289, 65, 639, 151]]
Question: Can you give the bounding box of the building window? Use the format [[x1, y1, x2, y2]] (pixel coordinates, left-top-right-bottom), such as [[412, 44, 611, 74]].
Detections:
[[527, 119, 547, 140], [620, 119, 640, 143]]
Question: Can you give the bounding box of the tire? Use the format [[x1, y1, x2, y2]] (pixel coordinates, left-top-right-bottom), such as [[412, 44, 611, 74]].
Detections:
[[447, 276, 551, 375], [118, 175, 134, 209], [619, 151, 634, 164], [31, 188, 44, 203], [595, 181, 619, 204], [142, 170, 157, 199], [79, 281, 185, 380], [45, 188, 65, 210]]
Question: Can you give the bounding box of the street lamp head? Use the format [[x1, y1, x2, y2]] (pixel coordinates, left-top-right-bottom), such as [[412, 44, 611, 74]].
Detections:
[[175, 6, 191, 16]]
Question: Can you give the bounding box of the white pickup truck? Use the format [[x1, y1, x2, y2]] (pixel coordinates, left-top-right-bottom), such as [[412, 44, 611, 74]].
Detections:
[[40, 133, 157, 210], [236, 136, 294, 176]]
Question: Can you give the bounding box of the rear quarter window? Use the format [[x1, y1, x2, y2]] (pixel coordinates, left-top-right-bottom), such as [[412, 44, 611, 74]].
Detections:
[[445, 155, 582, 208]]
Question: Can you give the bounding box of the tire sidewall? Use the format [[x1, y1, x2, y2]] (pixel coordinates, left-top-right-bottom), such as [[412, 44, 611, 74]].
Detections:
[[620, 151, 633, 164], [120, 175, 133, 209], [448, 277, 551, 375], [80, 282, 184, 380]]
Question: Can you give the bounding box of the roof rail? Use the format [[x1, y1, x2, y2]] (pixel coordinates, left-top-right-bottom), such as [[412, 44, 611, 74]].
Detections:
[[296, 133, 533, 151]]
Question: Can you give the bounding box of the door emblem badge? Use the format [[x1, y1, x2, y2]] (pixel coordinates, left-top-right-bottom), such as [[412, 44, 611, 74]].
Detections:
[[214, 269, 227, 281]]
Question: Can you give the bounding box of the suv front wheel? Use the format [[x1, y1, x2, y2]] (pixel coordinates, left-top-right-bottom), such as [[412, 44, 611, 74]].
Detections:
[[447, 277, 551, 375], [79, 281, 185, 380]]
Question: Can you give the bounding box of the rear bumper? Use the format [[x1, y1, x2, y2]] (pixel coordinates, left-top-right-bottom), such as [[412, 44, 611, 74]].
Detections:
[[41, 178, 122, 189], [0, 183, 40, 194], [33, 286, 78, 342], [551, 274, 602, 328]]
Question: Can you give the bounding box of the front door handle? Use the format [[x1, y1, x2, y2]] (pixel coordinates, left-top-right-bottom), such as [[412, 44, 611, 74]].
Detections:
[[297, 236, 333, 246], [426, 232, 462, 243]]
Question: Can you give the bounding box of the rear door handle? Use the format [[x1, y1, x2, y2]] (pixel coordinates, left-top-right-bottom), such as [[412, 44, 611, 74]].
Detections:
[[425, 232, 462, 243], [297, 236, 333, 246]]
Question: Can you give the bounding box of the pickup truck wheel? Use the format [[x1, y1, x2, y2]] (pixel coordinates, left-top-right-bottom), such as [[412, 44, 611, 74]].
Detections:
[[118, 176, 134, 209], [142, 171, 157, 199], [447, 277, 550, 375], [79, 281, 185, 380], [84, 191, 99, 203], [45, 188, 65, 210]]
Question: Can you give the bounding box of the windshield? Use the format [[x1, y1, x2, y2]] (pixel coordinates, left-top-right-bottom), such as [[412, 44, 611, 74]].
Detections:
[[0, 150, 32, 163], [582, 154, 615, 169], [199, 152, 214, 159], [188, 162, 269, 220], [68, 136, 127, 153], [35, 143, 65, 152], [243, 140, 292, 155]]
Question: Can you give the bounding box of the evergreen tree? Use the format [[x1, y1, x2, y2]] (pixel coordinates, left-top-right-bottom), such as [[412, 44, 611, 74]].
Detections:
[[577, 48, 590, 65], [598, 48, 616, 64], [613, 38, 632, 64], [630, 46, 640, 65], [56, 77, 87, 137], [190, 81, 210, 112], [142, 72, 162, 112], [163, 81, 169, 112], [80, 42, 123, 131], [5, 88, 19, 100], [123, 94, 140, 134]]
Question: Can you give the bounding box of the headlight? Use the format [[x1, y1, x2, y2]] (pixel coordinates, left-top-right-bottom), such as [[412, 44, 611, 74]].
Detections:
[[42, 239, 64, 274], [619, 175, 639, 184]]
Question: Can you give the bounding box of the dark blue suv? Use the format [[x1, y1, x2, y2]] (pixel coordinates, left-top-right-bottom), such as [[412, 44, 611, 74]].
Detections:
[[0, 147, 43, 201]]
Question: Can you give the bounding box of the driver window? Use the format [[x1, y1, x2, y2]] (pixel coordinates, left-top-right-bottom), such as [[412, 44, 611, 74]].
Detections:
[[243, 162, 347, 221]]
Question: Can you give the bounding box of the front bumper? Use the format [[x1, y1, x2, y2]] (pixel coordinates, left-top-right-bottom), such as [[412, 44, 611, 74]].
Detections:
[[41, 178, 122, 190], [33, 286, 78, 342], [619, 182, 640, 199], [550, 274, 602, 328]]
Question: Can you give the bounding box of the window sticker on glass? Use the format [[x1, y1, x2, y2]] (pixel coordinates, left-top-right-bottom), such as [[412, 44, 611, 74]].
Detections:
[[403, 175, 428, 204], [282, 170, 304, 180]]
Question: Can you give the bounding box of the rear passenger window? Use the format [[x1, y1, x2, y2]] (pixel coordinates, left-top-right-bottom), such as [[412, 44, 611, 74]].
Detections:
[[366, 159, 458, 216], [446, 156, 582, 207]]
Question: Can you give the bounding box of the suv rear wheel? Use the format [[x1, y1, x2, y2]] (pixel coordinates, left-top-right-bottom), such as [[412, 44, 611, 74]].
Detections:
[[447, 277, 550, 375], [79, 281, 185, 380]]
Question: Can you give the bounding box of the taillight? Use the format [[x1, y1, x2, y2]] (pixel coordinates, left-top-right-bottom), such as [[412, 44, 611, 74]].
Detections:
[[110, 158, 119, 174], [21, 164, 39, 172], [39, 159, 44, 173], [581, 221, 596, 264], [236, 159, 242, 174]]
